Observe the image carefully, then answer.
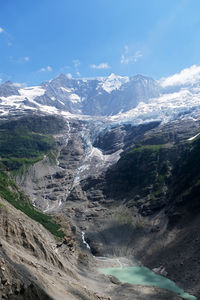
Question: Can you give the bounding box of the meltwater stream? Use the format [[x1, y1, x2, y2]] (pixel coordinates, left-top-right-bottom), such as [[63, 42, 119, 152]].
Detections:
[[81, 231, 91, 250], [99, 266, 197, 300]]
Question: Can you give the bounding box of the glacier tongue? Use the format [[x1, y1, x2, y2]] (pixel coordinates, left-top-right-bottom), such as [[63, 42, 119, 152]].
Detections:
[[72, 121, 122, 187], [111, 87, 200, 125]]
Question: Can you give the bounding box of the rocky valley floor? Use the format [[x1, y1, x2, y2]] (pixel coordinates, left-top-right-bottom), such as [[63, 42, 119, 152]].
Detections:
[[0, 195, 185, 300]]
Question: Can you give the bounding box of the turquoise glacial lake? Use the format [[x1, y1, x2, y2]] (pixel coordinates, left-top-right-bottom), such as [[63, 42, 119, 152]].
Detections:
[[99, 266, 197, 300]]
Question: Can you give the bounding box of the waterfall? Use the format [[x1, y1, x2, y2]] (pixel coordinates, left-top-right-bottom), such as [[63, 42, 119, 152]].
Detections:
[[81, 231, 91, 250]]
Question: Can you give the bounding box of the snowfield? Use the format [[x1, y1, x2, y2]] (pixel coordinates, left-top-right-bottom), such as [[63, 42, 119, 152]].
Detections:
[[1, 69, 200, 126]]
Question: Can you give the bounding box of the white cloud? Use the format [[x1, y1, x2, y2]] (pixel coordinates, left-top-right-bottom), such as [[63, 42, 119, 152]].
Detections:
[[133, 51, 143, 62], [0, 27, 4, 33], [0, 73, 10, 82], [8, 56, 30, 64], [13, 82, 27, 88], [120, 55, 130, 64], [73, 59, 81, 75], [124, 45, 129, 53], [120, 45, 143, 64], [73, 59, 80, 68], [47, 66, 52, 71], [66, 73, 72, 79], [90, 62, 110, 69], [0, 78, 2, 83], [160, 65, 200, 88], [24, 57, 30, 62], [40, 66, 52, 72]]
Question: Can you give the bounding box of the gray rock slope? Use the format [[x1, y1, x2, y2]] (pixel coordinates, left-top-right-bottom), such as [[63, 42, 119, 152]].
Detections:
[[0, 73, 160, 117]]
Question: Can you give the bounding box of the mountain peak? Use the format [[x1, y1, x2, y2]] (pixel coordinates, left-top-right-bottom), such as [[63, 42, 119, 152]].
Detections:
[[107, 73, 118, 79], [56, 73, 69, 80], [4, 80, 13, 85], [0, 80, 20, 98]]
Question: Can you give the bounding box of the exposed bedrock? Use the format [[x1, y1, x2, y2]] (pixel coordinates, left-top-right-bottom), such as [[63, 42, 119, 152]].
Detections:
[[15, 116, 200, 299]]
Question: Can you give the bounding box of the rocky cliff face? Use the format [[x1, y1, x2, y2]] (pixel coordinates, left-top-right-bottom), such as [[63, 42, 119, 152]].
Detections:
[[38, 73, 160, 116], [0, 81, 20, 98], [0, 73, 160, 118], [75, 118, 200, 298], [1, 107, 200, 299], [1, 71, 200, 128], [0, 194, 124, 300]]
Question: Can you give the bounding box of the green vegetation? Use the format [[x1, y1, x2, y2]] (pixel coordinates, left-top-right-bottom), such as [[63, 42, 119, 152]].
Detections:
[[0, 116, 65, 238], [47, 150, 58, 165], [167, 137, 200, 214], [0, 128, 55, 171], [0, 115, 65, 172], [113, 206, 147, 229], [105, 127, 200, 219], [0, 115, 65, 134], [0, 170, 65, 238], [115, 144, 169, 190], [105, 142, 172, 217], [128, 144, 166, 153]]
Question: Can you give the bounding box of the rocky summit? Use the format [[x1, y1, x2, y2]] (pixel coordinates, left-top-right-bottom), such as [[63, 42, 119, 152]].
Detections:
[[0, 73, 200, 300]]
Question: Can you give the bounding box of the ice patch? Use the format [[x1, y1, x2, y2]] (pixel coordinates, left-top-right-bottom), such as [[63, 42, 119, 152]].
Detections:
[[69, 93, 81, 103], [60, 87, 74, 93], [0, 85, 50, 112], [19, 86, 45, 99], [98, 73, 129, 93], [57, 99, 65, 106], [188, 132, 200, 141], [111, 88, 200, 125]]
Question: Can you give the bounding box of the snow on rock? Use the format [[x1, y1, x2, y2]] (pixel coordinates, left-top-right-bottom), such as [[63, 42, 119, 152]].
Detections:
[[0, 86, 45, 109], [111, 87, 200, 125], [19, 86, 45, 99], [188, 132, 200, 141], [98, 73, 129, 93], [57, 100, 65, 106], [60, 87, 74, 93], [69, 93, 81, 103], [36, 103, 59, 114], [1, 71, 200, 126]]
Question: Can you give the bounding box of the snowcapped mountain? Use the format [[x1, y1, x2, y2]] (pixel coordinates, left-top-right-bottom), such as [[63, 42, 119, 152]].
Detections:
[[39, 73, 160, 116], [1, 66, 200, 125], [0, 81, 20, 97], [97, 73, 130, 93], [111, 86, 200, 125], [0, 73, 160, 118]]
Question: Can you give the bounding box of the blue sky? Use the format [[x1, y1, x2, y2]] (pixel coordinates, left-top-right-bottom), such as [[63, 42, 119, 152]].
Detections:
[[0, 0, 200, 85]]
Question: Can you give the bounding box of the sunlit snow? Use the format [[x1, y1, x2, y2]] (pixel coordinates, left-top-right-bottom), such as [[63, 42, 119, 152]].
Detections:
[[98, 73, 129, 93], [188, 132, 200, 141]]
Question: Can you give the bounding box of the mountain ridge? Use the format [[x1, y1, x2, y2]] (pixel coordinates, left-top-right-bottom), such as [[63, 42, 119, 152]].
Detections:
[[0, 70, 200, 299], [1, 71, 200, 128], [0, 73, 160, 117]]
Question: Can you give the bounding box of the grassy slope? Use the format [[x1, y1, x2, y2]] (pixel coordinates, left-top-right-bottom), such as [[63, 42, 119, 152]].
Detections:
[[0, 116, 65, 238], [106, 144, 171, 199], [105, 130, 200, 217], [0, 127, 55, 171], [167, 135, 200, 217]]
